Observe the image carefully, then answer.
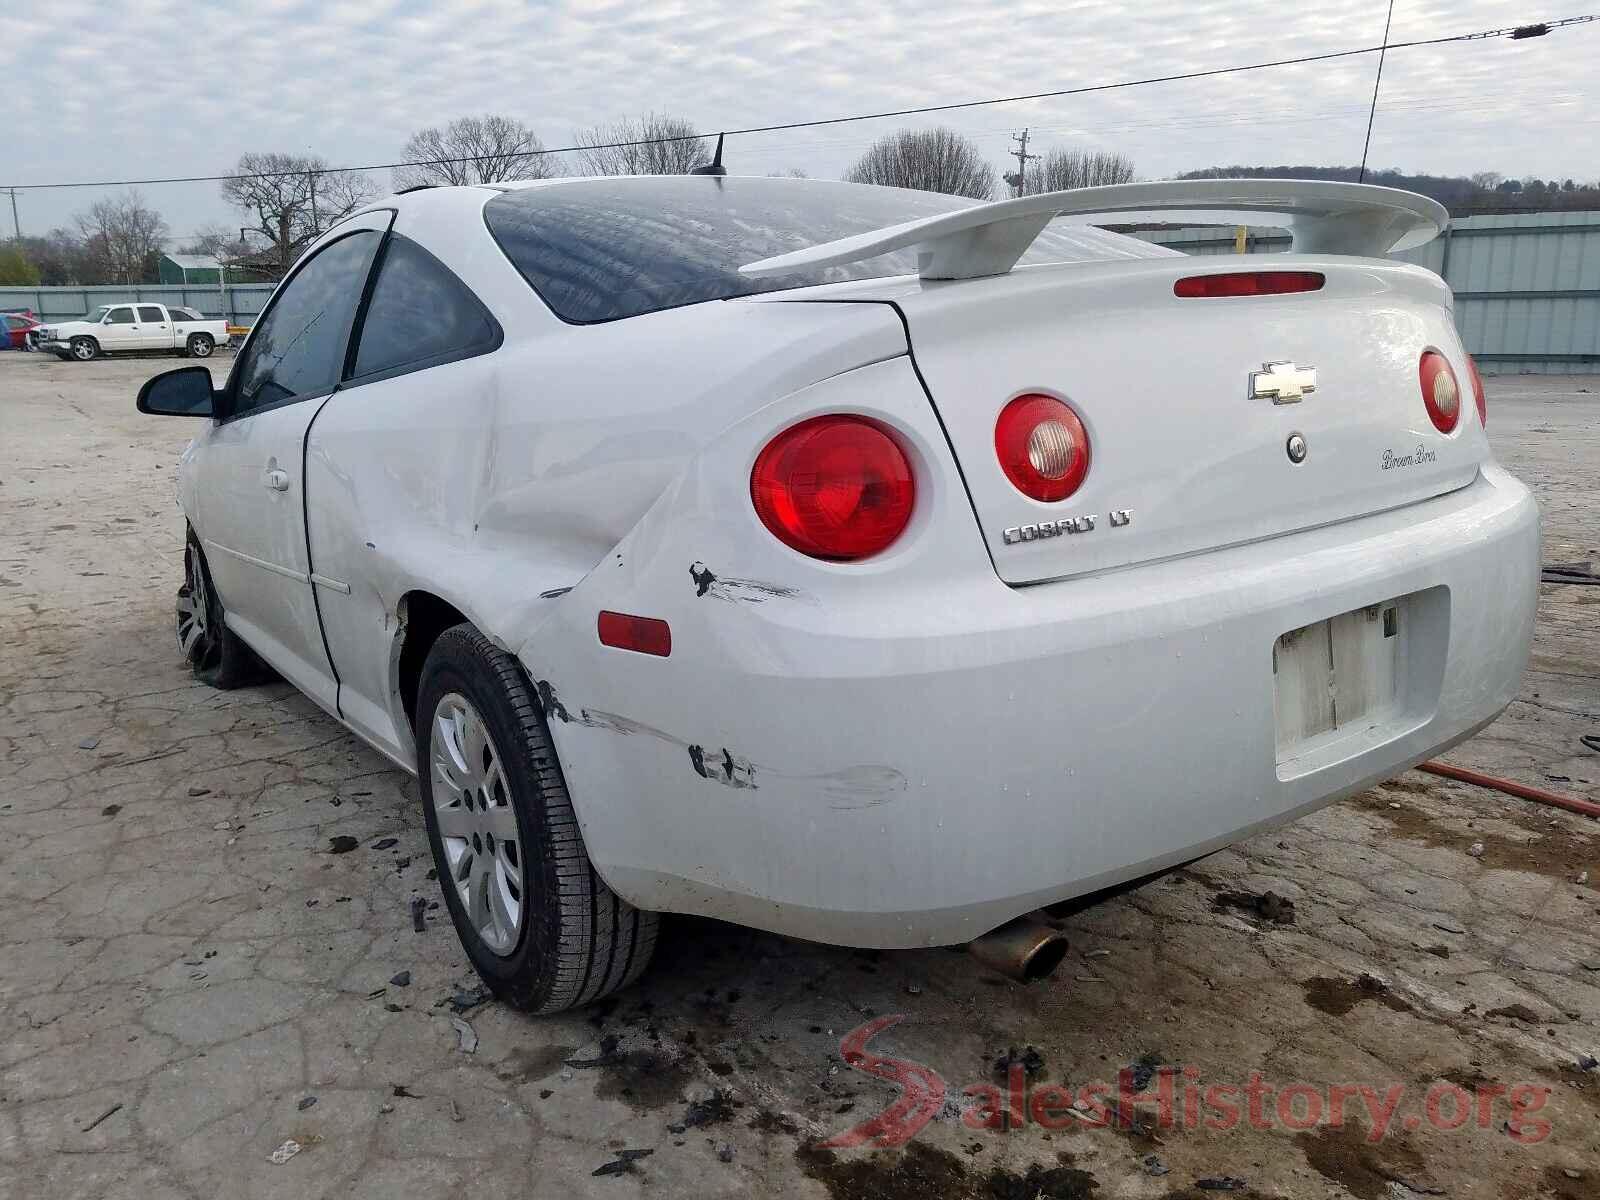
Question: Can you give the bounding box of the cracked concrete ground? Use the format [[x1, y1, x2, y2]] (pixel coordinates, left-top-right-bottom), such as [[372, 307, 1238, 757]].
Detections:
[[1, 352, 1596, 1200]]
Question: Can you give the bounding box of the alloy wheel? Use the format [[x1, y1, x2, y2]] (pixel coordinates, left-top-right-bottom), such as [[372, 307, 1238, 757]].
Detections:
[[429, 693, 526, 955], [176, 546, 209, 656]]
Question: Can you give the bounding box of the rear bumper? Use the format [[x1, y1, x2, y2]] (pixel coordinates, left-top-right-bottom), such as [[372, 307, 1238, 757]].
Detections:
[[525, 380, 1537, 948]]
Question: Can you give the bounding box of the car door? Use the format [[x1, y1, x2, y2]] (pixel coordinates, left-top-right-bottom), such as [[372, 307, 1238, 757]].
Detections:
[[136, 304, 172, 349], [190, 213, 393, 712], [100, 305, 138, 349], [303, 231, 503, 760]]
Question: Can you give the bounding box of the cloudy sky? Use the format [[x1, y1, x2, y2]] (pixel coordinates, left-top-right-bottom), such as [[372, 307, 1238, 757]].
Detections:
[[2, 0, 1595, 245]]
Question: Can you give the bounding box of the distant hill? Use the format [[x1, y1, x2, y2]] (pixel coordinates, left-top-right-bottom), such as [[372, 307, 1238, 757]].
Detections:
[[1179, 165, 1600, 216]]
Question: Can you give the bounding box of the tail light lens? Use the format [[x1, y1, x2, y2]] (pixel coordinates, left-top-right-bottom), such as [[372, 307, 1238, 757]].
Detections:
[[994, 394, 1090, 502], [1418, 351, 1461, 433], [1467, 354, 1487, 426], [750, 415, 915, 561], [1174, 270, 1325, 298]]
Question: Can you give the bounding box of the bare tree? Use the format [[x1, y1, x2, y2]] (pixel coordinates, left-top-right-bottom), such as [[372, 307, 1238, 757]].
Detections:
[[573, 113, 709, 176], [1469, 171, 1504, 192], [73, 189, 168, 284], [221, 153, 376, 279], [393, 115, 559, 189], [843, 127, 993, 199], [1022, 148, 1135, 194]]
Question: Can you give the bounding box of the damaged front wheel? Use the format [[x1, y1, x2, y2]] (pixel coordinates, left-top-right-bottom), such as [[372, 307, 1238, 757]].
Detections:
[[178, 530, 272, 689]]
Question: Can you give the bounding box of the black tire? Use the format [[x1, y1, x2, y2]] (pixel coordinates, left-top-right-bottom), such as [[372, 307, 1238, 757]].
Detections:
[[177, 530, 273, 689], [416, 624, 658, 1013], [187, 333, 214, 358], [69, 336, 98, 362]]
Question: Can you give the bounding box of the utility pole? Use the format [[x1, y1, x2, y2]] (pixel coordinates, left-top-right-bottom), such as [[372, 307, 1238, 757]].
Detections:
[[1004, 129, 1039, 197], [5, 188, 19, 241], [307, 171, 320, 238]]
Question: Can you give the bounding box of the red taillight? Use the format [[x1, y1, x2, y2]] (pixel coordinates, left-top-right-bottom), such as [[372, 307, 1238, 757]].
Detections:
[[1173, 271, 1325, 298], [1418, 350, 1461, 434], [994, 394, 1090, 502], [750, 415, 915, 561], [598, 611, 671, 657], [1467, 354, 1487, 426]]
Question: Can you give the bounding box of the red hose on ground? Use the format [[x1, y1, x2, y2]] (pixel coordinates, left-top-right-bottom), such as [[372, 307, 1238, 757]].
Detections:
[[1418, 760, 1600, 819]]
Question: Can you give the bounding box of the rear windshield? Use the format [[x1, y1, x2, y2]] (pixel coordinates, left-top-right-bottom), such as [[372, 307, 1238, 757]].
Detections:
[[484, 176, 1167, 324], [169, 306, 204, 321]]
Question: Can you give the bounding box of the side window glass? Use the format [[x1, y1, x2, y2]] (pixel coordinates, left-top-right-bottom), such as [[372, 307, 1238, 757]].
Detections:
[[106, 308, 135, 324], [138, 306, 165, 322], [231, 231, 381, 418], [351, 235, 498, 380]]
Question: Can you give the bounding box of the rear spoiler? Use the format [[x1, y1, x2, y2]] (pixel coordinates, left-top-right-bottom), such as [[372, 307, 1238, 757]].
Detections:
[[740, 179, 1449, 281]]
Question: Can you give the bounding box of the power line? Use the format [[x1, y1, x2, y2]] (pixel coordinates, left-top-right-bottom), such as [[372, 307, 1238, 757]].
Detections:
[[1358, 0, 1398, 183], [2, 13, 1596, 192]]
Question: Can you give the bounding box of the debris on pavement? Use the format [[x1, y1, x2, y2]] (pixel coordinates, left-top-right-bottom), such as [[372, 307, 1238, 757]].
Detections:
[[77, 736, 99, 749], [1195, 1176, 1248, 1191], [392, 1085, 421, 1098], [389, 970, 411, 987], [328, 836, 359, 854], [678, 1089, 736, 1130], [297, 1096, 317, 1111], [268, 1140, 302, 1165], [1212, 889, 1296, 924], [1485, 1003, 1542, 1024], [80, 1102, 122, 1132], [1575, 1055, 1598, 1072], [443, 985, 490, 1014], [1141, 1154, 1170, 1177], [371, 837, 398, 850], [592, 1148, 654, 1177], [450, 1016, 479, 1054], [187, 786, 210, 797], [1124, 1052, 1164, 1091], [992, 1046, 1046, 1080], [1467, 841, 1486, 858], [410, 896, 427, 932], [100, 804, 120, 817], [717, 1143, 735, 1163]]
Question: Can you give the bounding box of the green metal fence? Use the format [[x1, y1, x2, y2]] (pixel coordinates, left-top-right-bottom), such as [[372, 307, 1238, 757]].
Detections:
[[0, 283, 276, 328]]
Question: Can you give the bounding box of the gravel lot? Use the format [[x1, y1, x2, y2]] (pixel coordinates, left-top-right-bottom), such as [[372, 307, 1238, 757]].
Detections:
[[1, 350, 1596, 1200]]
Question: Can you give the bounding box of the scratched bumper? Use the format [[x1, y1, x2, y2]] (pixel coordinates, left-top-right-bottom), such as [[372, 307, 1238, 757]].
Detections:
[[520, 357, 1539, 948]]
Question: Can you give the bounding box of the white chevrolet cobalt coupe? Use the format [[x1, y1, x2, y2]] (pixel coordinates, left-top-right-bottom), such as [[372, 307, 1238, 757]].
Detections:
[[137, 175, 1539, 1012]]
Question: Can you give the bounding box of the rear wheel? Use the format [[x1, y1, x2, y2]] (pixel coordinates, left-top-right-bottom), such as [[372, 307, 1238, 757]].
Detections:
[[69, 336, 97, 362], [186, 333, 214, 358], [177, 531, 272, 689], [417, 624, 658, 1013]]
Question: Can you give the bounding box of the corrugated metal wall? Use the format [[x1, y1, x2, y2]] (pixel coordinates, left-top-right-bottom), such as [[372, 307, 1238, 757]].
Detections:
[[0, 284, 275, 327], [1139, 209, 1600, 375]]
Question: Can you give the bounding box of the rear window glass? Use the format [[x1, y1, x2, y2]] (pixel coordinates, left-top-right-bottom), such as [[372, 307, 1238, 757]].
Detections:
[[170, 306, 204, 321], [484, 176, 1168, 324]]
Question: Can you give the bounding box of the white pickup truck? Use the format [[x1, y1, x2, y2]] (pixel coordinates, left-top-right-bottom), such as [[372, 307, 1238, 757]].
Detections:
[[37, 303, 230, 362]]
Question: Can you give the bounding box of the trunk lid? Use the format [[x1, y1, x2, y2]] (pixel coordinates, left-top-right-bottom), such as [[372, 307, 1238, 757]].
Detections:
[[872, 255, 1485, 584]]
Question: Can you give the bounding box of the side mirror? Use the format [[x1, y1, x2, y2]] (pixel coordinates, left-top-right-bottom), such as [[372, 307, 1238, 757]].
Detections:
[[138, 366, 218, 418]]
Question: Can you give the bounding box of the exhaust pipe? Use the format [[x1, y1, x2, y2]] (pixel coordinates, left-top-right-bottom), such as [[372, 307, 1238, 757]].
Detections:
[[967, 918, 1070, 983]]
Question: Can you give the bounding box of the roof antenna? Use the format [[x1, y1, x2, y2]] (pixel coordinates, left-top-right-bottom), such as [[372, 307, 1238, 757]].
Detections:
[[690, 133, 727, 176]]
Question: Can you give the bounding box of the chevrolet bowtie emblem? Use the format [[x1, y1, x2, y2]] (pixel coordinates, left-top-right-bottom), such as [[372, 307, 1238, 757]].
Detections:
[[1250, 361, 1317, 404]]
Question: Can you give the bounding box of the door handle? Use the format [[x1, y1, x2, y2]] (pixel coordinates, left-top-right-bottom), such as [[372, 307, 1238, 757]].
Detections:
[[264, 468, 291, 492]]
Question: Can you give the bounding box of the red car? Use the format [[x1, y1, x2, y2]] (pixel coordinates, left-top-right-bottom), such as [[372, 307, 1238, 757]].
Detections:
[[2, 311, 41, 349]]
